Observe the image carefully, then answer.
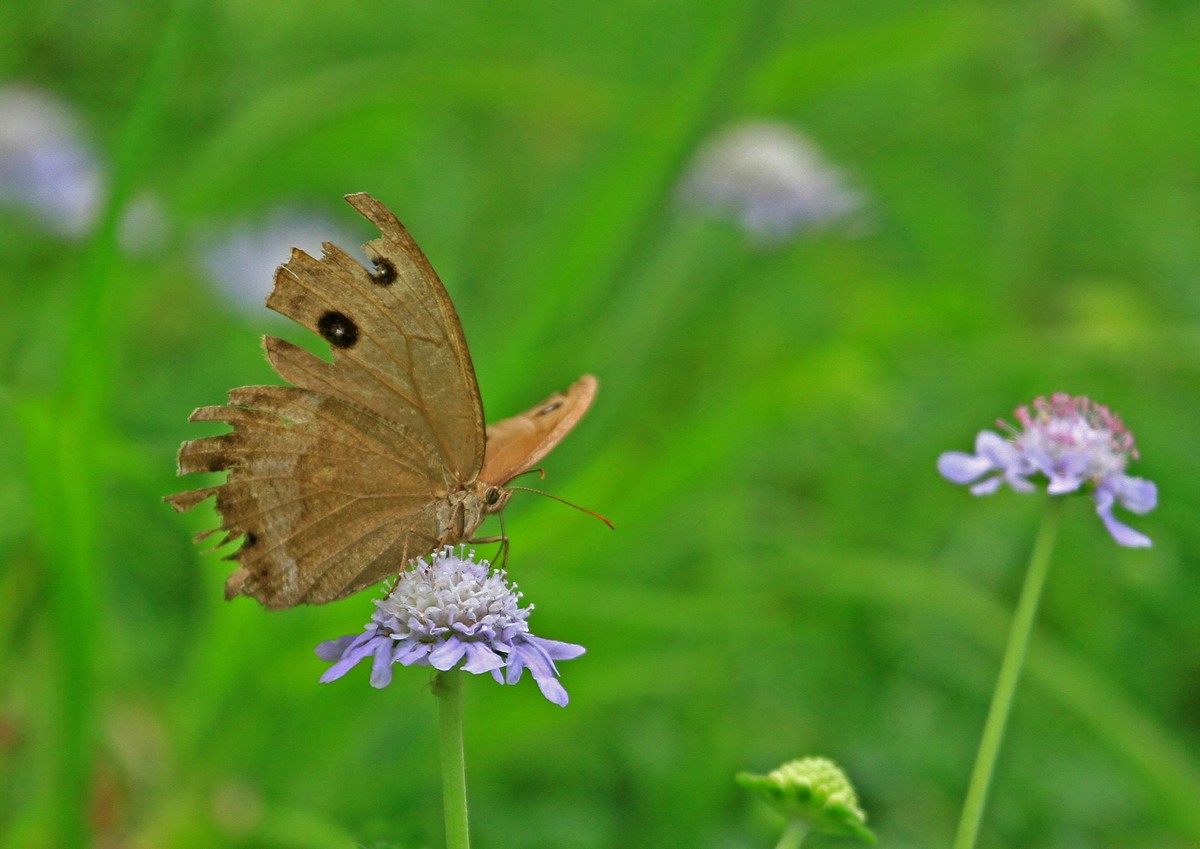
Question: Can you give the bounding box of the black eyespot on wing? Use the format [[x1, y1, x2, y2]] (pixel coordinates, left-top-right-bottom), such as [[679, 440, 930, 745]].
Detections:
[[242, 531, 257, 549], [317, 311, 359, 348], [371, 258, 397, 286], [537, 401, 563, 416]]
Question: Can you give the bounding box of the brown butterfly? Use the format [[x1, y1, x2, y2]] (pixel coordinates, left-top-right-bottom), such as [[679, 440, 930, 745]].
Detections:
[[166, 193, 597, 608]]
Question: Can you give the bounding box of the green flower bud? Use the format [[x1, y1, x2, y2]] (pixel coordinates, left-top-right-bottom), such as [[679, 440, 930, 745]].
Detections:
[[737, 757, 875, 844]]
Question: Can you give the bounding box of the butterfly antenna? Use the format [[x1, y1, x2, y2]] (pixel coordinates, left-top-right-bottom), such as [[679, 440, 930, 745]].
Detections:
[[509, 467, 547, 481], [508, 486, 615, 529]]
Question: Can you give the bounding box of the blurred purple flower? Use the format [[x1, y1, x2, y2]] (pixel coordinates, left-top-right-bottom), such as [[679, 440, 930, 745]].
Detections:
[[196, 207, 362, 311], [0, 85, 104, 236], [938, 393, 1156, 547], [677, 120, 865, 244], [0, 84, 170, 252], [317, 547, 585, 706]]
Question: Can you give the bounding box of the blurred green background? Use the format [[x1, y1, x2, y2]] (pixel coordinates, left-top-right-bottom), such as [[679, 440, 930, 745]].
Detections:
[[2, 1, 1198, 847]]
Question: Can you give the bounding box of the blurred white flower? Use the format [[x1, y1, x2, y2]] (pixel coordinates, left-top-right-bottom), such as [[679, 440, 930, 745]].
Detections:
[[678, 121, 864, 244], [196, 207, 363, 312], [0, 85, 104, 236]]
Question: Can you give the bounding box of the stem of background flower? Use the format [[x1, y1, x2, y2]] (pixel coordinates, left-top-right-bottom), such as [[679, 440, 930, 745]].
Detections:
[[774, 820, 809, 849], [953, 498, 1062, 849], [434, 670, 471, 849]]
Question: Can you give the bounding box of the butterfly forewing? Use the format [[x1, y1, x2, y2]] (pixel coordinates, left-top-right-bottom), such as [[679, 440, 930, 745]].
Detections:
[[263, 192, 484, 481]]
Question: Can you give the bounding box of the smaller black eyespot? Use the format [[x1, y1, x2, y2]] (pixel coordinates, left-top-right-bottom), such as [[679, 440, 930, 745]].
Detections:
[[243, 531, 258, 548], [371, 258, 397, 286], [537, 401, 563, 416], [485, 488, 501, 506], [317, 310, 359, 348]]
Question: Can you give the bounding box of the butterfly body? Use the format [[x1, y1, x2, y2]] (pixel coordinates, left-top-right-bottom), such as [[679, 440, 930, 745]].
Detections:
[[168, 193, 595, 608]]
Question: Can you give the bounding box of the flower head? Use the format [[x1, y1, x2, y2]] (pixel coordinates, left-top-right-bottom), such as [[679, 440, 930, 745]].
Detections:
[[938, 393, 1156, 547], [677, 121, 864, 244], [316, 547, 585, 706], [737, 757, 875, 843]]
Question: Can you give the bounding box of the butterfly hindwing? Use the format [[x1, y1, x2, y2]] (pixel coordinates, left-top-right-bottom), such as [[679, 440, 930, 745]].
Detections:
[[167, 385, 443, 606], [481, 375, 598, 486]]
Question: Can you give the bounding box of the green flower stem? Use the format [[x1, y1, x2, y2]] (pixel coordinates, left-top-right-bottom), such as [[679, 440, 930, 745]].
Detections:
[[774, 820, 809, 849], [953, 498, 1063, 849], [434, 671, 471, 849]]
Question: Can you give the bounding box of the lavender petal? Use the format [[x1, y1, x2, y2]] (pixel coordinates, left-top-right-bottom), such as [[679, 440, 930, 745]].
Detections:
[[1111, 475, 1157, 514], [429, 637, 468, 671], [533, 674, 570, 707], [976, 430, 1022, 467], [369, 642, 396, 688], [937, 450, 995, 485], [1003, 471, 1037, 494], [969, 475, 1004, 496], [1094, 486, 1152, 548], [522, 634, 586, 661], [462, 642, 505, 674], [319, 634, 389, 683], [513, 642, 572, 707], [504, 647, 528, 685], [396, 640, 433, 667], [314, 634, 357, 663]]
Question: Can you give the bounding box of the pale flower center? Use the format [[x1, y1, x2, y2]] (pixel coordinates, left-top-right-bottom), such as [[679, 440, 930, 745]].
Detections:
[[1008, 393, 1136, 482], [375, 548, 529, 641]]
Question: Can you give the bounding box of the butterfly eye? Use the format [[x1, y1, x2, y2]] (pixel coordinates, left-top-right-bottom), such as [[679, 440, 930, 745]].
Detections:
[[371, 258, 397, 286], [484, 487, 502, 506]]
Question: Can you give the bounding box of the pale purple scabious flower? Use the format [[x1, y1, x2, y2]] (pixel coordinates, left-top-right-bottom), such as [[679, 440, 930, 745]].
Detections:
[[316, 547, 585, 706], [0, 85, 104, 236], [0, 85, 170, 251], [938, 393, 1157, 547], [677, 120, 864, 244]]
